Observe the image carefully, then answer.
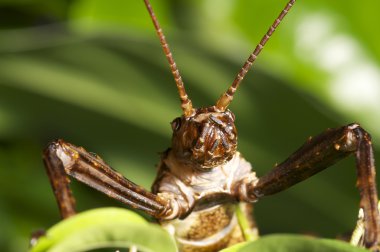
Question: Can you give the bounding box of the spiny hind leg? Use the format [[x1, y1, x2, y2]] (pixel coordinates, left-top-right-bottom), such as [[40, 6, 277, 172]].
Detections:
[[237, 124, 380, 250], [43, 139, 173, 219]]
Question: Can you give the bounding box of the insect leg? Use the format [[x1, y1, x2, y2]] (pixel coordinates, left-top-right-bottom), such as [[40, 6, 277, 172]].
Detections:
[[237, 124, 380, 249], [43, 139, 172, 219], [43, 142, 76, 218]]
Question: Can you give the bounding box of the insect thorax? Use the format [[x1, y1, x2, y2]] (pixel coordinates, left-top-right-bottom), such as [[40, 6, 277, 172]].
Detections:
[[152, 149, 255, 251]]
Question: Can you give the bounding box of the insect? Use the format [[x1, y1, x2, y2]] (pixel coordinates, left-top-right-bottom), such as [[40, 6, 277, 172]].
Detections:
[[42, 0, 380, 251]]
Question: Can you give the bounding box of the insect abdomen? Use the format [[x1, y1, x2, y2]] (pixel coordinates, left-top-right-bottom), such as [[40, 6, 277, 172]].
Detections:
[[162, 204, 244, 252]]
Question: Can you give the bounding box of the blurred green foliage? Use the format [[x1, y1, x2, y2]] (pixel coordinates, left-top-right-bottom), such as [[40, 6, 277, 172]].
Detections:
[[0, 0, 379, 251]]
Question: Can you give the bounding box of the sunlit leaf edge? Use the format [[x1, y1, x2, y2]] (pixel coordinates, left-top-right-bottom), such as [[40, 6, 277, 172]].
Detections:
[[220, 234, 369, 252], [30, 207, 177, 252]]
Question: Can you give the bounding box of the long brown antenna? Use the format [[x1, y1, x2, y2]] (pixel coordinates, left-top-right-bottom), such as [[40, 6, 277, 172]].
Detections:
[[216, 0, 296, 111], [143, 0, 194, 117]]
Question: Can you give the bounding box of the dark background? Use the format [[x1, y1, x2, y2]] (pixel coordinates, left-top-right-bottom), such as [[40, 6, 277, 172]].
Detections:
[[0, 0, 380, 251]]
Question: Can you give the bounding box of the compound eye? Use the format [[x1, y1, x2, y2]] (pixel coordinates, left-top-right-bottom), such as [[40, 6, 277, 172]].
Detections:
[[171, 117, 182, 131]]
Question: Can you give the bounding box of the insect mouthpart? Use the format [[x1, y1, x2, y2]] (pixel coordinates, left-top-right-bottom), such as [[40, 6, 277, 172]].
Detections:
[[171, 107, 237, 169]]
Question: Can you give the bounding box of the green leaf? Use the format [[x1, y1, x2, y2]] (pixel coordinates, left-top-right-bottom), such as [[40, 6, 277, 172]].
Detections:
[[30, 207, 177, 252], [221, 234, 369, 252]]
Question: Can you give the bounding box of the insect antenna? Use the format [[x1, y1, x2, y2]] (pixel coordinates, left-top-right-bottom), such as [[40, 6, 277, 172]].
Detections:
[[143, 0, 195, 117], [216, 0, 296, 111]]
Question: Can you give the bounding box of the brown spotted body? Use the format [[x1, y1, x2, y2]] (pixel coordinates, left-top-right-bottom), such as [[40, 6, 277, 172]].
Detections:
[[152, 148, 254, 251], [40, 0, 380, 251]]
